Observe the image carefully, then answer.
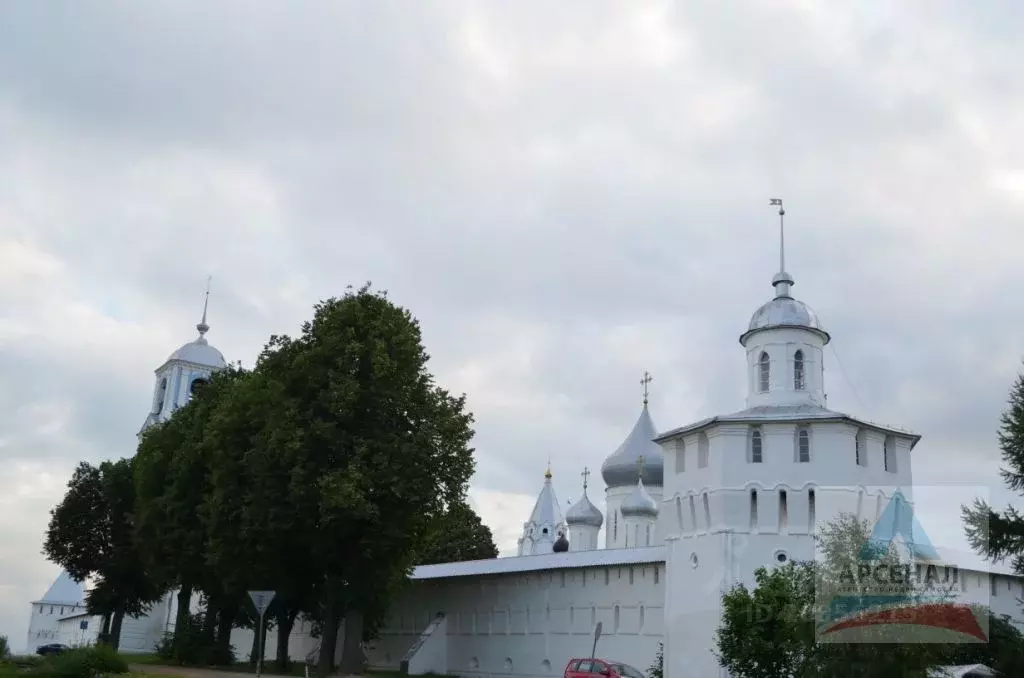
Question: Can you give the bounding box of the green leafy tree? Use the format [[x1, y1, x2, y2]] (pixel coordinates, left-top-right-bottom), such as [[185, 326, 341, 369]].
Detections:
[[716, 514, 958, 677], [44, 458, 161, 650], [416, 500, 499, 565], [964, 369, 1024, 572], [135, 366, 249, 662], [251, 285, 478, 676], [716, 562, 818, 677]]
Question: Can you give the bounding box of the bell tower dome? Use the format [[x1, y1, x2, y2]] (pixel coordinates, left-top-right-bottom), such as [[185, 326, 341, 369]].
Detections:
[[740, 200, 829, 409]]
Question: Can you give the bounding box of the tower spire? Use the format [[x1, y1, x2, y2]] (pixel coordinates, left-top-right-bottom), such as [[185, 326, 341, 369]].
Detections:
[[641, 370, 653, 407], [545, 457, 552, 480], [197, 276, 211, 338], [768, 199, 793, 299]]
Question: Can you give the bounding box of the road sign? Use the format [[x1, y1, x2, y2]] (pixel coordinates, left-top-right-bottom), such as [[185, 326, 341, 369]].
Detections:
[[591, 621, 603, 657], [248, 590, 275, 616], [248, 590, 276, 678]]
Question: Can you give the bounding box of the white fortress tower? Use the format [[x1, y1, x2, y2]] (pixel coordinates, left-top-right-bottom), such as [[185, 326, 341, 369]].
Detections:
[[655, 202, 920, 677], [601, 371, 664, 549]]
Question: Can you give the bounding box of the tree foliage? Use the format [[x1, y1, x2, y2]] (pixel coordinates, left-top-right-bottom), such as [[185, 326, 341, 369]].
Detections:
[[44, 285, 489, 668], [963, 368, 1024, 573], [44, 458, 161, 650], [416, 500, 499, 565]]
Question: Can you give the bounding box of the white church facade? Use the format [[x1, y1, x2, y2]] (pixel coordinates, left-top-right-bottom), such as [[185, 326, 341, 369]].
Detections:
[[28, 210, 1024, 676]]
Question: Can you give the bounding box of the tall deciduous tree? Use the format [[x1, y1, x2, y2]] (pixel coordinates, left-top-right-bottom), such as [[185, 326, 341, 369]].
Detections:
[[135, 366, 248, 660], [253, 285, 478, 676], [44, 458, 161, 650], [963, 369, 1024, 572]]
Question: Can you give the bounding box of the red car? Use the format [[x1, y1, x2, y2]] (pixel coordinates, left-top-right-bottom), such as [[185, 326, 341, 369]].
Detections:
[[564, 658, 646, 678]]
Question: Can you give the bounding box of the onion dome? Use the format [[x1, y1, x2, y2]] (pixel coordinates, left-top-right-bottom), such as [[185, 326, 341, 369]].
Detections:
[[552, 532, 569, 553], [566, 468, 603, 529], [601, 403, 663, 488], [620, 477, 659, 518]]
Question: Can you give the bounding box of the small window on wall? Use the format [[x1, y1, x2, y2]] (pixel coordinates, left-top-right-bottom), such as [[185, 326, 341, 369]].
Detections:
[[884, 435, 897, 472], [855, 429, 867, 467], [759, 352, 770, 392], [749, 490, 758, 529], [796, 427, 810, 463], [750, 428, 763, 463], [794, 350, 805, 390]]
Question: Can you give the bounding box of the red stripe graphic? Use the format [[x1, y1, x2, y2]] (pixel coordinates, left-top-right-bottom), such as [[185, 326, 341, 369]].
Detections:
[[823, 603, 986, 641]]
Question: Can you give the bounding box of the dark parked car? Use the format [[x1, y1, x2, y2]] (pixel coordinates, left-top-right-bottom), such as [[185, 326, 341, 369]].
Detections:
[[35, 643, 69, 656]]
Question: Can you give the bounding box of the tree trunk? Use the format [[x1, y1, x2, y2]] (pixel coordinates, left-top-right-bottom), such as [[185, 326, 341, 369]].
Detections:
[[215, 601, 238, 664], [109, 608, 125, 651], [316, 578, 343, 678], [337, 609, 365, 675], [174, 585, 193, 651], [276, 609, 298, 672]]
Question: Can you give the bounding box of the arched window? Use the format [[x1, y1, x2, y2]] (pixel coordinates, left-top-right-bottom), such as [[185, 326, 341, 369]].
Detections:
[[759, 352, 770, 392], [749, 489, 758, 529], [613, 510, 618, 541], [779, 490, 788, 531], [797, 427, 811, 463], [794, 350, 805, 390], [750, 428, 763, 463], [698, 432, 709, 468]]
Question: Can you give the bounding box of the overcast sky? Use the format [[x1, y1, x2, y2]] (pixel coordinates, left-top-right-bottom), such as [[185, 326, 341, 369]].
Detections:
[[3, 0, 1024, 652]]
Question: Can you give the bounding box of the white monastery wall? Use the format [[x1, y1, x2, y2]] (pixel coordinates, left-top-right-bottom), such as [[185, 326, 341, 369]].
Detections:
[[27, 602, 89, 652], [55, 614, 102, 648], [366, 554, 665, 678]]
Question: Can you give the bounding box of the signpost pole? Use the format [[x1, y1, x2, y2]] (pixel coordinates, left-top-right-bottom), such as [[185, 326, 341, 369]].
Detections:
[[591, 621, 603, 658], [248, 591, 276, 678]]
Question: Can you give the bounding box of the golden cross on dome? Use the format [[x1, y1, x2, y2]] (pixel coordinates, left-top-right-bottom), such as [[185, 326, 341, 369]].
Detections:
[[637, 454, 646, 480], [641, 370, 653, 405], [581, 467, 591, 490]]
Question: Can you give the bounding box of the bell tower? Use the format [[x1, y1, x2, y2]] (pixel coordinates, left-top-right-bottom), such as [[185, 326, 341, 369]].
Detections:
[[138, 282, 227, 437]]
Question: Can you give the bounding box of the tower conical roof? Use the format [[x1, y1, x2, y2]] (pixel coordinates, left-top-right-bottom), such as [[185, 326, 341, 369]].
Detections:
[[601, 404, 663, 488], [526, 468, 565, 528], [36, 571, 86, 605]]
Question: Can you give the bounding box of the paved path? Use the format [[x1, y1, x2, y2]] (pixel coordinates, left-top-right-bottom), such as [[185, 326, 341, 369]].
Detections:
[[129, 665, 362, 678]]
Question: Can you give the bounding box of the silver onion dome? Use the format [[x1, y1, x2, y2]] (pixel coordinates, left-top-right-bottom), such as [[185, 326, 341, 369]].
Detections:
[[566, 490, 604, 529], [739, 270, 830, 346], [601, 404, 663, 488], [620, 479, 659, 518]]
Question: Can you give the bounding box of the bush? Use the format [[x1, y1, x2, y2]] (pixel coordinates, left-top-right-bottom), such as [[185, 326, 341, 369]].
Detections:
[[647, 642, 663, 678], [0, 636, 9, 660], [153, 612, 235, 666], [39, 645, 129, 678]]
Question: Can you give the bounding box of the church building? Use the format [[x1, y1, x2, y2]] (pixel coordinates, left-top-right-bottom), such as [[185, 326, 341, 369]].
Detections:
[[28, 208, 1024, 676]]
